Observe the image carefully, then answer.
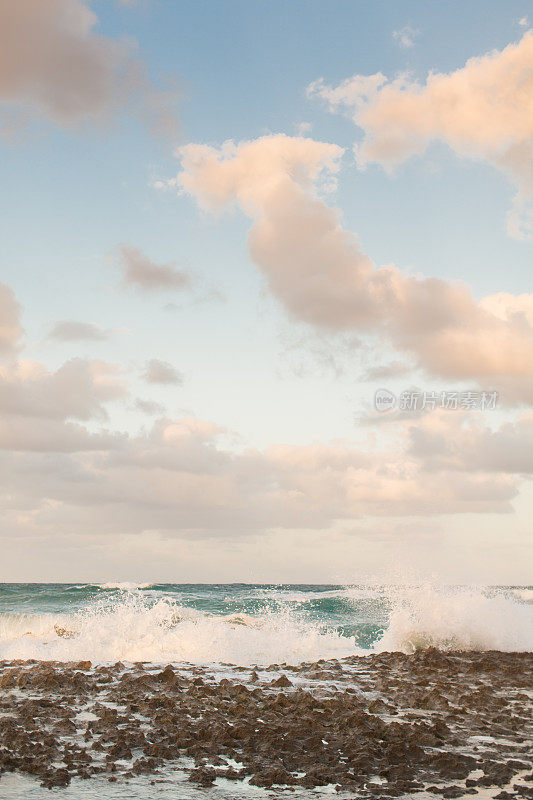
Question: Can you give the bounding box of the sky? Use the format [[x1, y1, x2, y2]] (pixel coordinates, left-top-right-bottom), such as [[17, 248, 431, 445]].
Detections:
[[0, 0, 532, 584]]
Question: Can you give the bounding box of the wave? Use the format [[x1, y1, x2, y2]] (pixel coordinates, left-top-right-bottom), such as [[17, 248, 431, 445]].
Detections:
[[0, 595, 356, 664], [95, 582, 155, 591], [249, 586, 382, 603], [510, 587, 533, 603], [375, 584, 533, 653], [69, 582, 155, 592], [0, 585, 531, 664]]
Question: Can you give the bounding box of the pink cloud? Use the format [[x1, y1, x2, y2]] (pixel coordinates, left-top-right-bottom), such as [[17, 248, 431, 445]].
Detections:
[[142, 359, 184, 385], [176, 135, 533, 403], [308, 31, 533, 237], [0, 281, 23, 355], [116, 245, 191, 292], [0, 0, 179, 136], [0, 412, 522, 540], [0, 357, 127, 421]]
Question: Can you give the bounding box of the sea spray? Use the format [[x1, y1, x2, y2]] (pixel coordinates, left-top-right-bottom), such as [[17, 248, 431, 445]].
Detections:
[[0, 591, 356, 664], [0, 583, 531, 663], [375, 583, 533, 653]]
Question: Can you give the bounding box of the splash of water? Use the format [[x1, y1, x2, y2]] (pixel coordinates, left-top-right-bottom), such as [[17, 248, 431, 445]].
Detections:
[[375, 584, 533, 653], [0, 584, 531, 663], [79, 582, 155, 591], [0, 593, 356, 664]]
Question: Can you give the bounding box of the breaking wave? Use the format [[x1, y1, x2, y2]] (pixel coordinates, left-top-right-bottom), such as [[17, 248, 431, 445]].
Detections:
[[511, 587, 533, 603], [375, 584, 533, 653], [0, 595, 356, 664], [74, 582, 155, 591], [0, 584, 531, 664]]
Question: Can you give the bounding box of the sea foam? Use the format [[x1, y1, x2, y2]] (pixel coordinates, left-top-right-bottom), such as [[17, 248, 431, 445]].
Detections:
[[0, 584, 531, 664], [0, 594, 356, 664], [375, 584, 533, 653]]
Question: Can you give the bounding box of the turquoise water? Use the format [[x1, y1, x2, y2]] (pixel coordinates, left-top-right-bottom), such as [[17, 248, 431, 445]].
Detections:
[[0, 582, 387, 644], [0, 583, 531, 663]]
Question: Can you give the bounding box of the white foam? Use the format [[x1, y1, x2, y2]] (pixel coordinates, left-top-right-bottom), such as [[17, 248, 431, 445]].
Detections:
[[97, 582, 155, 591], [71, 582, 155, 591], [251, 587, 381, 603], [0, 595, 356, 665], [0, 612, 71, 642], [1, 585, 531, 665], [375, 584, 533, 653], [510, 587, 533, 603]]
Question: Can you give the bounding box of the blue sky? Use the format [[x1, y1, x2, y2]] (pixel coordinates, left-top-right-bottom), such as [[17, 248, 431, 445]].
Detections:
[[0, 0, 532, 582]]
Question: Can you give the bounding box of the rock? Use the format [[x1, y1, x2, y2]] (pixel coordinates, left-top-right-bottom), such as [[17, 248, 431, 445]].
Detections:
[[271, 674, 293, 687], [188, 767, 216, 786], [157, 666, 176, 684]]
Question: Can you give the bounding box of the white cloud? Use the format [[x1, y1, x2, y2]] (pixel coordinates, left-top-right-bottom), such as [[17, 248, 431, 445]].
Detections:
[[176, 134, 533, 403], [0, 417, 125, 453], [0, 282, 527, 545], [48, 320, 112, 342], [0, 358, 127, 421], [0, 0, 179, 137], [116, 245, 191, 292], [142, 359, 184, 385], [392, 26, 419, 49], [134, 398, 166, 415], [308, 31, 533, 238], [0, 352, 128, 454], [0, 411, 523, 543], [0, 281, 23, 356]]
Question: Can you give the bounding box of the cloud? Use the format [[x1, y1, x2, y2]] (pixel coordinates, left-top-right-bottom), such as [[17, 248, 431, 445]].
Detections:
[[0, 286, 525, 536], [0, 0, 179, 137], [518, 16, 529, 27], [0, 410, 524, 541], [392, 26, 419, 49], [47, 320, 112, 342], [134, 398, 165, 415], [364, 360, 413, 380], [0, 358, 127, 422], [0, 281, 23, 355], [407, 409, 533, 474], [0, 355, 129, 454], [116, 245, 191, 292], [176, 134, 533, 403], [142, 359, 184, 385], [0, 282, 130, 451], [307, 31, 533, 237], [296, 121, 313, 136], [0, 417, 125, 453]]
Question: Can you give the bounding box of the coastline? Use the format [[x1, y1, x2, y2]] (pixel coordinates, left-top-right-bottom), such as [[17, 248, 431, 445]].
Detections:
[[1, 649, 531, 798]]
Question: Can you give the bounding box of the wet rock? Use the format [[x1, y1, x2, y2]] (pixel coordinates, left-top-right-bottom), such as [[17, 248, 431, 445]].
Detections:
[[157, 665, 176, 684], [440, 787, 470, 798], [40, 768, 71, 788], [368, 698, 393, 714], [513, 786, 533, 800], [0, 650, 531, 792], [188, 766, 217, 786], [270, 674, 293, 687]]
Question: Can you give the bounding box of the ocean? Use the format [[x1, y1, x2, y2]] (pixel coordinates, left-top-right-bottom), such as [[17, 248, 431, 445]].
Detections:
[[1, 584, 532, 800], [1, 582, 532, 663]]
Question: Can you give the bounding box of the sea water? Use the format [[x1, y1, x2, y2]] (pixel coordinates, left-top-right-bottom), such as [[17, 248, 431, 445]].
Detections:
[[1, 582, 531, 664]]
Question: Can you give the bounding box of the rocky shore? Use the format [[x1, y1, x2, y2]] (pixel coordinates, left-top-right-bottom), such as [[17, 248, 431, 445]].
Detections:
[[0, 649, 531, 797]]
